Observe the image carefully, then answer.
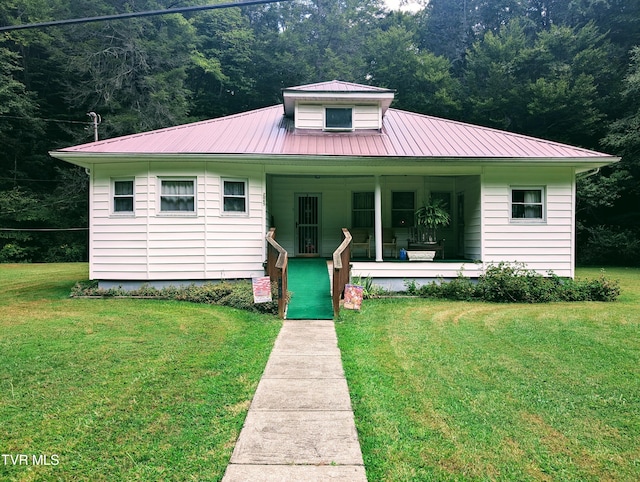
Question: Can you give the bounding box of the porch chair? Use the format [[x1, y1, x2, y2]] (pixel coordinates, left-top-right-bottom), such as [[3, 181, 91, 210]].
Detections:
[[350, 228, 371, 258], [382, 228, 397, 258]]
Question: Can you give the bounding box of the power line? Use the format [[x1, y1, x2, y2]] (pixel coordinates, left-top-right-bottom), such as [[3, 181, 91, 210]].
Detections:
[[0, 227, 88, 232], [0, 115, 91, 125], [0, 0, 290, 32]]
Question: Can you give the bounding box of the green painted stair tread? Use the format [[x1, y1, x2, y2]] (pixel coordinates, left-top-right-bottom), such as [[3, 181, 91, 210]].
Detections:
[[286, 258, 333, 320]]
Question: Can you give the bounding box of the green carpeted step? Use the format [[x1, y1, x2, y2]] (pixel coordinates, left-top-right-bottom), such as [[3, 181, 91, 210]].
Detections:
[[286, 258, 334, 320]]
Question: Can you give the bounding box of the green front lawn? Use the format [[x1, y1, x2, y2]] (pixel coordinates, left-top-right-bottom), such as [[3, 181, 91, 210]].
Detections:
[[337, 267, 640, 481], [3, 264, 639, 481], [0, 264, 281, 481]]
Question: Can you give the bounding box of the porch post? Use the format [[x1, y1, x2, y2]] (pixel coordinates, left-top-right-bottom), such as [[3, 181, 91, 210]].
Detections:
[[374, 175, 383, 262]]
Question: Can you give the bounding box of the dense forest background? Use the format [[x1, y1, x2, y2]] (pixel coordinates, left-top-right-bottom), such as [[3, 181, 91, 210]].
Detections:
[[1, 0, 639, 265]]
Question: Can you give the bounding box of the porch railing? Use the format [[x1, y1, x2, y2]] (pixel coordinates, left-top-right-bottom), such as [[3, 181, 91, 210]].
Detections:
[[265, 228, 288, 319], [332, 228, 352, 317]]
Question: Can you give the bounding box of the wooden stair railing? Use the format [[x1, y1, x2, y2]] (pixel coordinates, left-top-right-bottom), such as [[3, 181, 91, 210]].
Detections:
[[332, 228, 352, 317], [265, 228, 288, 319]]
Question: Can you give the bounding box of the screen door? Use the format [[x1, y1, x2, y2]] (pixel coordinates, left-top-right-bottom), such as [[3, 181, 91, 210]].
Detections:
[[295, 194, 321, 256]]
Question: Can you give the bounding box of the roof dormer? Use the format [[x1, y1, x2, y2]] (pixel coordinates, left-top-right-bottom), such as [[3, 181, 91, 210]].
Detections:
[[282, 80, 395, 132]]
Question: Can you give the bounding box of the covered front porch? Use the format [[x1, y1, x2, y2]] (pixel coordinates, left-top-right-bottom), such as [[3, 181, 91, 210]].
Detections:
[[266, 172, 481, 264], [264, 172, 483, 294]]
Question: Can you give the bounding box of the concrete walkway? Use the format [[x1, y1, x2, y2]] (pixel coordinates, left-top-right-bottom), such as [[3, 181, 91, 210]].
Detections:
[[222, 319, 367, 481]]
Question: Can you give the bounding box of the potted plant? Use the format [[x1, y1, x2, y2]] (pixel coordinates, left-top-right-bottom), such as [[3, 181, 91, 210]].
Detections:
[[414, 197, 451, 243]]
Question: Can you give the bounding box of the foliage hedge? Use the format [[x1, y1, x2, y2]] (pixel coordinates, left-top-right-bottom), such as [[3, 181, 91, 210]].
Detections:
[[71, 263, 619, 316], [405, 263, 620, 303], [71, 280, 281, 315]]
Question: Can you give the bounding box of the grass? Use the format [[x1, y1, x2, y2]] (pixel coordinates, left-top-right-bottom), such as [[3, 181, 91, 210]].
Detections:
[[336, 267, 640, 481], [3, 264, 638, 481], [0, 263, 281, 481]]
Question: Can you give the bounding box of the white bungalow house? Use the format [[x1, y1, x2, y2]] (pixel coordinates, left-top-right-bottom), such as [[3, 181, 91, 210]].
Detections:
[[51, 80, 619, 291]]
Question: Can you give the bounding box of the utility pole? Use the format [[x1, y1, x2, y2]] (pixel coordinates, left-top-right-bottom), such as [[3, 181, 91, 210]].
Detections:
[[87, 112, 101, 142]]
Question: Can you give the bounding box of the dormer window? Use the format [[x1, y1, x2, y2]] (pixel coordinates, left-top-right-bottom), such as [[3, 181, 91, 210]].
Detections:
[[283, 81, 395, 131], [324, 107, 353, 130]]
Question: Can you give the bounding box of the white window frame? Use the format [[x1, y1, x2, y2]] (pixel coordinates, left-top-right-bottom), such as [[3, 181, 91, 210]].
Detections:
[[324, 106, 354, 131], [221, 178, 249, 216], [158, 178, 197, 215], [510, 186, 546, 223], [112, 178, 135, 215]]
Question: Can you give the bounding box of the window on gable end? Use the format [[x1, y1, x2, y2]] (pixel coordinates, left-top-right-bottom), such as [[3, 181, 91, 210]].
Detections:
[[325, 107, 353, 130]]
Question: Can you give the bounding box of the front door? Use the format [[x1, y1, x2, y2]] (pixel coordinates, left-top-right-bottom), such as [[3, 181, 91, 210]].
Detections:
[[295, 193, 321, 257]]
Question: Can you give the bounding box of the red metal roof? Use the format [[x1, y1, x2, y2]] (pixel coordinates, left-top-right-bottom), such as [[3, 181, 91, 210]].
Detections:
[[56, 104, 615, 160]]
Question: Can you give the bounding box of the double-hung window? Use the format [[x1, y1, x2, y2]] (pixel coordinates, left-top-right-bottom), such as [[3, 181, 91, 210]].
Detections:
[[391, 191, 415, 227], [160, 179, 195, 213], [511, 187, 545, 221], [352, 192, 374, 228], [223, 179, 248, 214], [113, 179, 134, 213]]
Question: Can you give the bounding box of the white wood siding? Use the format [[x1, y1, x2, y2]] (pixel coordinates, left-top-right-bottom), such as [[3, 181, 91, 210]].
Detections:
[[482, 167, 575, 276], [89, 163, 576, 283], [353, 105, 381, 129], [89, 161, 266, 282], [294, 103, 382, 130], [91, 164, 148, 280], [295, 104, 323, 130]]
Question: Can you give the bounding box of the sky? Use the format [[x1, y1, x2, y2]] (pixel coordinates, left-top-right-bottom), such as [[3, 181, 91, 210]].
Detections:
[[384, 0, 423, 13]]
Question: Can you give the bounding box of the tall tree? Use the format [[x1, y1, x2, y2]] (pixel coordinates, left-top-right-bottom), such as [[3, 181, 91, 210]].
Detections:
[[418, 0, 473, 66], [247, 0, 385, 102], [600, 46, 640, 230], [463, 19, 532, 130], [563, 0, 640, 53], [0, 3, 61, 262], [187, 8, 257, 118], [463, 20, 613, 147], [418, 0, 529, 67], [523, 22, 614, 146], [60, 9, 197, 138], [0, 46, 42, 180], [366, 24, 461, 118]]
